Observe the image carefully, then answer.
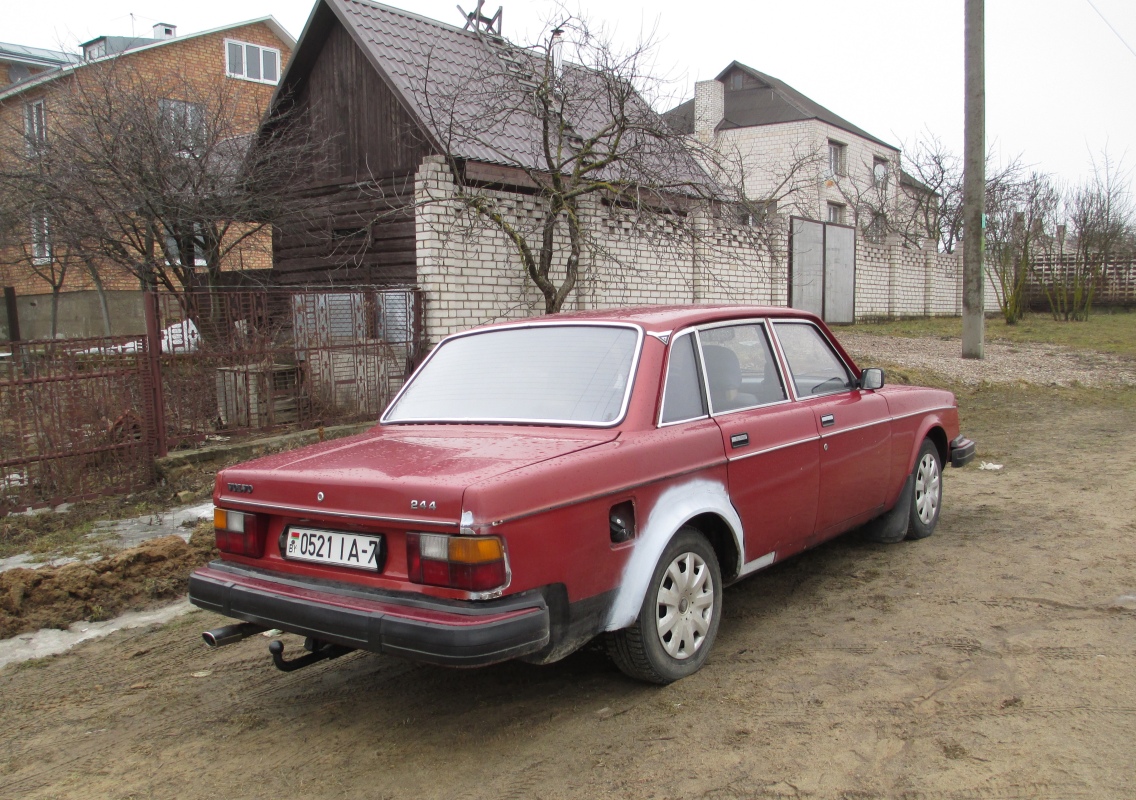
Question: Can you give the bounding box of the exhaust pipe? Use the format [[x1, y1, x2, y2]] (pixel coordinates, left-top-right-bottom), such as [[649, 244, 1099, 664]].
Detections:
[[203, 622, 268, 649]]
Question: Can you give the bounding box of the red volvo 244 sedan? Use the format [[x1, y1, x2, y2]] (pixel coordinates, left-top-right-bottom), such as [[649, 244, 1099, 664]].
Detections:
[[190, 305, 975, 683]]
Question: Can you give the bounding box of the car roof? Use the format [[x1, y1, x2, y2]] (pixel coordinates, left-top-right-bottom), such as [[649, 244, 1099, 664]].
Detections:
[[473, 305, 822, 333]]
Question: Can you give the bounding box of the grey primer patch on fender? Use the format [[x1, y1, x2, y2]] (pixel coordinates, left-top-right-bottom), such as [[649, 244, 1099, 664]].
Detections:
[[604, 478, 743, 631]]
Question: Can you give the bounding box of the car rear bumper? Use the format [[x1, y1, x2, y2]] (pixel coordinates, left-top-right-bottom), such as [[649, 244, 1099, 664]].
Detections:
[[950, 435, 976, 468], [189, 562, 550, 667]]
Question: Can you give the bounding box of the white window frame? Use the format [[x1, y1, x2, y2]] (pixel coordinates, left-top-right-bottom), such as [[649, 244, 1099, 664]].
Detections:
[[827, 140, 846, 178], [158, 98, 205, 156], [164, 222, 208, 268], [224, 39, 281, 85], [826, 202, 845, 225], [31, 211, 52, 265], [25, 99, 46, 153], [84, 40, 107, 60]]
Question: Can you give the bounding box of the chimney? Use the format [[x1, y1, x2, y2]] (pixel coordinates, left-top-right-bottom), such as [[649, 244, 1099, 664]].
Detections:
[[550, 28, 564, 81], [153, 23, 177, 40], [694, 79, 723, 141]]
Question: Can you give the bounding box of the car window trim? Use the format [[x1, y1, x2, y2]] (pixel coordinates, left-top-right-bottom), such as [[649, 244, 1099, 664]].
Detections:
[[694, 318, 793, 418], [380, 321, 645, 428], [769, 319, 857, 401]]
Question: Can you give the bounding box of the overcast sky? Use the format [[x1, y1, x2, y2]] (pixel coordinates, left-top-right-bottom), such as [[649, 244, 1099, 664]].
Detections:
[[7, 0, 1135, 188]]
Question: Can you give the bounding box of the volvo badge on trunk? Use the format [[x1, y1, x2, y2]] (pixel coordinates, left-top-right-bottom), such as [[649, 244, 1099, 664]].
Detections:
[[227, 483, 254, 494]]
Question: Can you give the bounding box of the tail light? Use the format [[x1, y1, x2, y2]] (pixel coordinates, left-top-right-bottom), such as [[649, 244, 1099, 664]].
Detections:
[[407, 533, 508, 592], [214, 508, 267, 557]]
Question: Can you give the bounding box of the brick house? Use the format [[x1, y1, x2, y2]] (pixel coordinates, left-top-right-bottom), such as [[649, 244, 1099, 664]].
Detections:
[[0, 18, 295, 338], [0, 42, 79, 89], [663, 62, 976, 323]]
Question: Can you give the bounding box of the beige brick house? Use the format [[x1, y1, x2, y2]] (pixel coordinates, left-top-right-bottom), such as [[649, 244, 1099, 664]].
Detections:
[[661, 62, 978, 323], [0, 18, 294, 338]]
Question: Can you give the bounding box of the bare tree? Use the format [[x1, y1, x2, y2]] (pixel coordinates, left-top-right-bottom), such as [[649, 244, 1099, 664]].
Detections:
[[1041, 152, 1135, 321], [0, 58, 316, 329], [899, 133, 1026, 256], [407, 11, 789, 314], [985, 170, 1060, 324]]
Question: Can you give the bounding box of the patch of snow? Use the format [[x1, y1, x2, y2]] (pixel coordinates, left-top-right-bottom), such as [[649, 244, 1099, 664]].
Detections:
[[0, 599, 194, 669]]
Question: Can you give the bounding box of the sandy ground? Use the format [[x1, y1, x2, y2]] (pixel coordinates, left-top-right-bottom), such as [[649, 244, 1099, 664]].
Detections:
[[0, 365, 1133, 798]]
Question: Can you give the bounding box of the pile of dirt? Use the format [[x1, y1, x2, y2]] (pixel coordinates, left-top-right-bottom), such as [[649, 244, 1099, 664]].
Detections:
[[0, 523, 216, 639]]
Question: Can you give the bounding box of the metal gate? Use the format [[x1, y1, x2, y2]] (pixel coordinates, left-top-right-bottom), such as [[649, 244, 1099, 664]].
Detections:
[[789, 217, 856, 324]]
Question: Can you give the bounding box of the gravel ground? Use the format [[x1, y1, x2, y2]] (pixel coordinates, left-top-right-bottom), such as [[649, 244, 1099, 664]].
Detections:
[[839, 331, 1136, 387]]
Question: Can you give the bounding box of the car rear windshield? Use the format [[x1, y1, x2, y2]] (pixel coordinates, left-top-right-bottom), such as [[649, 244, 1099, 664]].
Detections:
[[382, 324, 640, 425]]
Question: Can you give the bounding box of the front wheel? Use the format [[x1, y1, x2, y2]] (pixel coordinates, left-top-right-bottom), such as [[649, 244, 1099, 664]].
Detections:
[[607, 527, 722, 685], [907, 439, 942, 539]]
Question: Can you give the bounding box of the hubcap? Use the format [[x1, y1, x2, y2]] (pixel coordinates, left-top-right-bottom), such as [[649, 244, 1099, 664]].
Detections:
[[914, 453, 941, 524], [655, 551, 715, 660]]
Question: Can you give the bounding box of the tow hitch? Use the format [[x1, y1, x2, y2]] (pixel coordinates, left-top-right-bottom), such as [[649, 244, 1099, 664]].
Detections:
[[268, 637, 353, 672]]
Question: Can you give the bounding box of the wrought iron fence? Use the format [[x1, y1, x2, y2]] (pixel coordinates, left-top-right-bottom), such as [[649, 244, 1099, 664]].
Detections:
[[151, 286, 423, 449], [0, 335, 156, 513], [0, 286, 422, 513]]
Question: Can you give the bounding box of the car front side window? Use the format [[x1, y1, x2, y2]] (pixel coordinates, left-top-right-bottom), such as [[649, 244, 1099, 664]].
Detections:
[[773, 322, 854, 398]]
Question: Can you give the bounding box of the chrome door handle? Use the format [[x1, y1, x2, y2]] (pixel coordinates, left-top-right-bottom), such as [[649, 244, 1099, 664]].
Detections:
[[820, 414, 835, 427], [730, 433, 749, 449]]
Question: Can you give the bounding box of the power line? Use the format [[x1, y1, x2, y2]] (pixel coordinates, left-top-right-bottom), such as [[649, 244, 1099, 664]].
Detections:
[[1084, 0, 1136, 61]]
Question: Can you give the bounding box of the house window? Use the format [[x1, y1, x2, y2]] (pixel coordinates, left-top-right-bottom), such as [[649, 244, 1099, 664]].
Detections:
[[873, 157, 889, 190], [83, 40, 107, 60], [25, 99, 46, 152], [158, 98, 204, 154], [225, 39, 280, 84], [31, 211, 51, 265], [164, 223, 208, 267], [827, 140, 846, 177], [827, 202, 845, 225]]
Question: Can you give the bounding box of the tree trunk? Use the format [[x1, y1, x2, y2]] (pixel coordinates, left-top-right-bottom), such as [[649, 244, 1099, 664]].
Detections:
[[83, 256, 113, 335]]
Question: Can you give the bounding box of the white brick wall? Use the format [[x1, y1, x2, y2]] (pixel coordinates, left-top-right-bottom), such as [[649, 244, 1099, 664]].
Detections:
[[415, 157, 777, 343], [415, 156, 996, 342]]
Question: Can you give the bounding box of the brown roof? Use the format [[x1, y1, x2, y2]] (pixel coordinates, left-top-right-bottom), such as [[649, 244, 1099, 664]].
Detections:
[[298, 0, 710, 189]]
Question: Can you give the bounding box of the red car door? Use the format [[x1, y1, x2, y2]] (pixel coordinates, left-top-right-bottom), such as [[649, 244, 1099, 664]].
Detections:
[[695, 322, 820, 567], [772, 321, 892, 538]]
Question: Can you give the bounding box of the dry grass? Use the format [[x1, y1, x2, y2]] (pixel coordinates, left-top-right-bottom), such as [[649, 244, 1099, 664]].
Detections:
[[855, 308, 1136, 359]]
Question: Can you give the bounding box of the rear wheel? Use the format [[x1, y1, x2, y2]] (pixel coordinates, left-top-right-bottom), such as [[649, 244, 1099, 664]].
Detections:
[[607, 527, 722, 685], [907, 438, 942, 539]]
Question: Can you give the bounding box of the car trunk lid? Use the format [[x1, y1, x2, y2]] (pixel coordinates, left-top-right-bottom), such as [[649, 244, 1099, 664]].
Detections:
[[215, 426, 619, 524]]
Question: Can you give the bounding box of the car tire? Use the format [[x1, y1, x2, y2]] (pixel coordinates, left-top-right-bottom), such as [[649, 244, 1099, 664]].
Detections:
[[906, 438, 942, 540], [607, 527, 722, 685]]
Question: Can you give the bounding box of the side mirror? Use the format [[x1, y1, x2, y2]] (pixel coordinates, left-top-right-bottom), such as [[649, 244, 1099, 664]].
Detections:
[[859, 368, 885, 391]]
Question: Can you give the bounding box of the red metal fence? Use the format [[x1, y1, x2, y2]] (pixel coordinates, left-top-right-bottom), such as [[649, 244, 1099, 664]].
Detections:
[[0, 335, 157, 513], [1, 286, 422, 514]]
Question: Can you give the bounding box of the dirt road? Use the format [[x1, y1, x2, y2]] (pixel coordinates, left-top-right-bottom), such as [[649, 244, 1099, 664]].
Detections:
[[1, 383, 1133, 800]]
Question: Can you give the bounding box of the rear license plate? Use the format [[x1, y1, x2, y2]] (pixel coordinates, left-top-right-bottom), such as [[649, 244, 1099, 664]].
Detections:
[[284, 527, 383, 571]]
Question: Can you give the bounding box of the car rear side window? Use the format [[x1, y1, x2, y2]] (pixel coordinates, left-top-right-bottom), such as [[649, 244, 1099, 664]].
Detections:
[[699, 323, 787, 413], [660, 332, 708, 424], [773, 322, 854, 397]]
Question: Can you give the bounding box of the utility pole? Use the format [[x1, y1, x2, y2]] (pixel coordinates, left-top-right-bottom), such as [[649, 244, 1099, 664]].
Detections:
[[962, 0, 985, 358]]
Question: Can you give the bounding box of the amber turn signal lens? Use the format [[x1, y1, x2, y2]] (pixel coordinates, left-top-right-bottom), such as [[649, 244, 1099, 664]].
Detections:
[[448, 536, 504, 564]]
